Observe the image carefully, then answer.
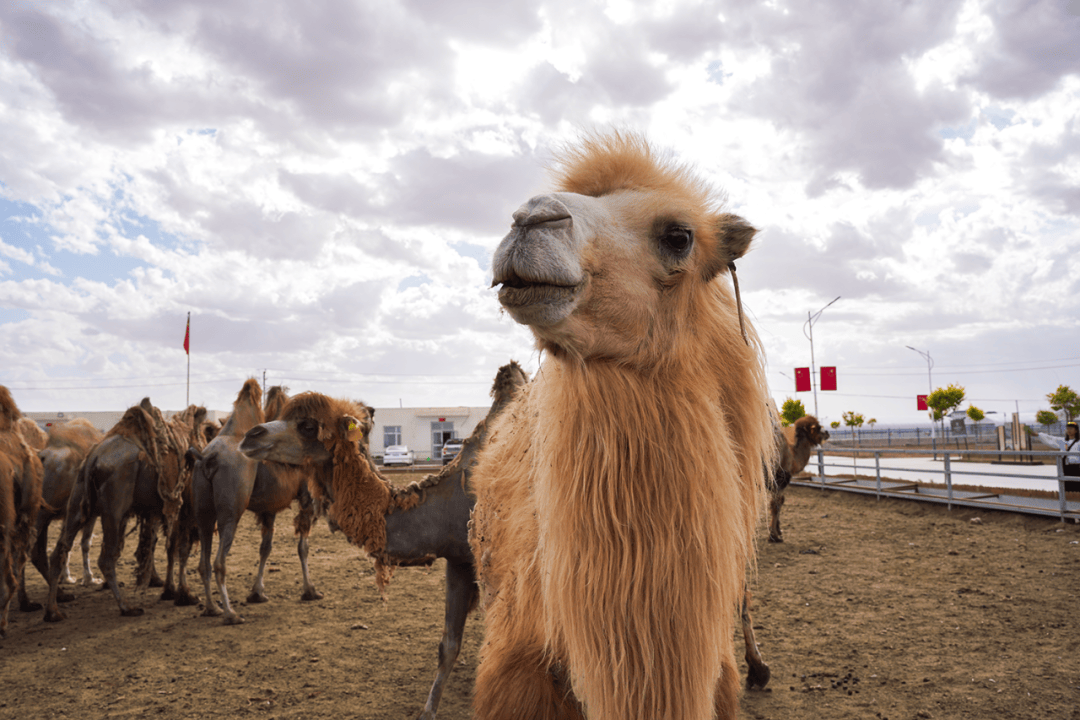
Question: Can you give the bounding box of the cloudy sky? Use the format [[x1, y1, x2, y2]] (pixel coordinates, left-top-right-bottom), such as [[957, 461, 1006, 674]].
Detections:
[[1, 0, 1079, 426]]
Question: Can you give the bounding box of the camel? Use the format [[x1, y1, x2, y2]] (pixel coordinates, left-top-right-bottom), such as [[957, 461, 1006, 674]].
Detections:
[[16, 417, 48, 452], [188, 380, 324, 624], [768, 415, 829, 543], [468, 133, 775, 720], [42, 399, 207, 621], [0, 387, 46, 637], [239, 361, 529, 719], [18, 418, 104, 612]]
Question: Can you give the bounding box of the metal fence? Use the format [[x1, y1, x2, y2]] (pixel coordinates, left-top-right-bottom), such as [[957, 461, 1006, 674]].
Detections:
[[793, 446, 1080, 523], [826, 421, 1070, 447]]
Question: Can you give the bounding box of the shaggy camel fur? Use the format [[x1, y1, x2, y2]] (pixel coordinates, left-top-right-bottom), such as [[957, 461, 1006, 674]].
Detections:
[[1, 387, 46, 637], [20, 418, 104, 611], [240, 362, 529, 720], [470, 133, 775, 720], [768, 415, 829, 543], [189, 380, 323, 624], [43, 399, 206, 621]]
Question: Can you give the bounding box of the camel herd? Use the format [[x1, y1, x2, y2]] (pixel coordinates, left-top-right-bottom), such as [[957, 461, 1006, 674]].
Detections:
[[0, 133, 834, 720]]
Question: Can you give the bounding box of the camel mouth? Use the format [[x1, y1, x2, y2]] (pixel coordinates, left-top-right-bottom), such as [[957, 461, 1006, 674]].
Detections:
[[492, 270, 583, 326]]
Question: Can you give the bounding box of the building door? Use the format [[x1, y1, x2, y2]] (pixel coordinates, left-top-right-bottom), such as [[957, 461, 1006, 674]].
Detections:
[[431, 420, 454, 459]]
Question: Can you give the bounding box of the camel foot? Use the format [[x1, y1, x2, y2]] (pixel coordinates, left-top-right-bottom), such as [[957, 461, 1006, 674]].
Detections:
[[19, 600, 44, 613], [246, 591, 269, 604], [148, 576, 165, 589], [223, 614, 245, 626], [173, 591, 199, 607], [201, 605, 223, 618], [121, 607, 145, 617], [746, 662, 771, 690], [767, 534, 784, 543], [160, 586, 176, 601], [300, 589, 324, 602], [43, 609, 66, 623], [57, 589, 76, 603], [79, 577, 100, 588]]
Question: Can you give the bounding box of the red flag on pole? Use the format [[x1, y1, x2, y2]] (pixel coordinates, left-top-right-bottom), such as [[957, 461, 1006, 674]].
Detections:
[[794, 367, 811, 392], [820, 366, 837, 391], [183, 314, 190, 355], [917, 395, 928, 411]]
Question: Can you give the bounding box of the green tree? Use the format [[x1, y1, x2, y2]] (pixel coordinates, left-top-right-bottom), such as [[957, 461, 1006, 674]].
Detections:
[[830, 421, 840, 430], [780, 398, 807, 427], [925, 384, 966, 435], [966, 405, 985, 440], [1046, 385, 1080, 423], [1035, 409, 1059, 431]]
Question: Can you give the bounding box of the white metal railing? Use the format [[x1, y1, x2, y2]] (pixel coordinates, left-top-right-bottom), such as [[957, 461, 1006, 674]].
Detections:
[[805, 447, 1078, 522]]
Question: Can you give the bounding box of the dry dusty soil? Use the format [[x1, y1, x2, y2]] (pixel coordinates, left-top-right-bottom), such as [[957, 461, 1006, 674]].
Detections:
[[2, 479, 1078, 720]]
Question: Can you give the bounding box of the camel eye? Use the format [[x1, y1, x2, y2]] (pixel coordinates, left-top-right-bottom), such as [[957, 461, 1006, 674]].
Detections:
[[298, 419, 318, 438], [659, 225, 693, 258]]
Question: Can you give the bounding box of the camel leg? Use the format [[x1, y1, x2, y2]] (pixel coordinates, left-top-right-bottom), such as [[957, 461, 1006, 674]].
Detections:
[[247, 513, 274, 604], [98, 512, 143, 617], [77, 518, 99, 586], [0, 545, 14, 638], [418, 560, 477, 720], [294, 494, 322, 602], [713, 655, 742, 720], [43, 503, 87, 622], [20, 512, 54, 612], [169, 525, 199, 606], [212, 519, 244, 624], [741, 584, 770, 690], [768, 488, 785, 543], [473, 634, 584, 720], [135, 517, 164, 588], [196, 512, 222, 617]]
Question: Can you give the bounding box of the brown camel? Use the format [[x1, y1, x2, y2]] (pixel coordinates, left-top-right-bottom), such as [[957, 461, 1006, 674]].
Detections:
[[19, 418, 104, 612], [469, 133, 775, 720], [0, 387, 46, 637], [188, 380, 324, 624], [16, 417, 48, 452], [42, 399, 207, 621], [768, 414, 829, 543], [240, 361, 529, 720]]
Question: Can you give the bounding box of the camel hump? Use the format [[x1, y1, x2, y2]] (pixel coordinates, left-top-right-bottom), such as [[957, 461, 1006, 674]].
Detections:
[[0, 385, 21, 431]]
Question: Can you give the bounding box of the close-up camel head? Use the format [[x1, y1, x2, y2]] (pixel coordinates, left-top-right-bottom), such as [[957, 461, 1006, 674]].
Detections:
[[491, 132, 756, 364], [794, 414, 829, 446], [239, 392, 372, 467]]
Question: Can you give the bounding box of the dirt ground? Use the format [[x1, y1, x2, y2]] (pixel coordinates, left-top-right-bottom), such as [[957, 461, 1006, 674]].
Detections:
[[2, 479, 1078, 720]]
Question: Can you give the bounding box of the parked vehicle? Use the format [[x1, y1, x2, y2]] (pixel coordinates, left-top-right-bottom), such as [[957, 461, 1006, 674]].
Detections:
[[441, 438, 464, 466], [383, 445, 415, 467]]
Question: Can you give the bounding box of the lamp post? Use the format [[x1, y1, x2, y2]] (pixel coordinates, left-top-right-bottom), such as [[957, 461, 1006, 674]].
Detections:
[[906, 345, 939, 457], [803, 296, 840, 418]]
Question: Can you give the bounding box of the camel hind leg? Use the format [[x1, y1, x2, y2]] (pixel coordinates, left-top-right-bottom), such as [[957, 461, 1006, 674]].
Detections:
[[741, 583, 770, 689], [419, 559, 477, 720], [247, 512, 275, 604], [77, 518, 99, 586], [473, 634, 584, 720], [294, 491, 322, 602], [98, 512, 144, 617]]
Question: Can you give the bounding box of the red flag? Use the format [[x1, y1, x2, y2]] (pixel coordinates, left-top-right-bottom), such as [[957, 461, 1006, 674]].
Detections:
[[794, 367, 811, 392], [917, 395, 928, 411], [820, 366, 837, 391], [183, 314, 190, 355]]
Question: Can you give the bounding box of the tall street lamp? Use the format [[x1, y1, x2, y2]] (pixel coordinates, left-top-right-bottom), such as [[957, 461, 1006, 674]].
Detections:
[[803, 296, 840, 418], [906, 345, 936, 437]]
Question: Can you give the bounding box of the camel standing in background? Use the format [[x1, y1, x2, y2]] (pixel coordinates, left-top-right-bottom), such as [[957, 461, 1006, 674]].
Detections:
[[470, 133, 775, 720], [240, 362, 529, 720], [42, 399, 206, 621], [20, 418, 104, 611], [189, 380, 323, 624], [768, 415, 830, 543], [0, 387, 46, 638]]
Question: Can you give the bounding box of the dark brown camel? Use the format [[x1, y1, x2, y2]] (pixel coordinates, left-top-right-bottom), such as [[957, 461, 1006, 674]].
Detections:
[[20, 418, 104, 612], [239, 361, 529, 719], [42, 399, 206, 621], [188, 381, 323, 624], [769, 414, 830, 543], [0, 386, 45, 637]]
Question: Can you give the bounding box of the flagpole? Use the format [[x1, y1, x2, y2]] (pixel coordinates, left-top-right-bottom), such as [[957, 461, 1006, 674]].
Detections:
[[186, 312, 190, 407]]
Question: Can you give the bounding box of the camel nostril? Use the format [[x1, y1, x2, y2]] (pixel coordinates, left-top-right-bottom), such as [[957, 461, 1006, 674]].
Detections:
[[512, 195, 572, 228]]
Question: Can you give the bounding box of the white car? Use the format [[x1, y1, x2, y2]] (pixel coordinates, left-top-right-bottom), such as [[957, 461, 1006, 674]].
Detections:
[[382, 445, 415, 467]]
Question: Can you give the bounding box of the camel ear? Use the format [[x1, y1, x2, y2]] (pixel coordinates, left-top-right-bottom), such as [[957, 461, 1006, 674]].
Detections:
[[342, 415, 364, 442], [703, 213, 757, 281]]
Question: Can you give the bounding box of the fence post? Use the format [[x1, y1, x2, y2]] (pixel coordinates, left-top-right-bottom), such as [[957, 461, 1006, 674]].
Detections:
[[874, 451, 882, 501], [817, 449, 826, 489], [944, 452, 952, 511], [1058, 455, 1067, 523]]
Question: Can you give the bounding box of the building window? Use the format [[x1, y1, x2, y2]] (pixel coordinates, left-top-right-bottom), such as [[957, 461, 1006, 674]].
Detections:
[[383, 425, 402, 447]]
